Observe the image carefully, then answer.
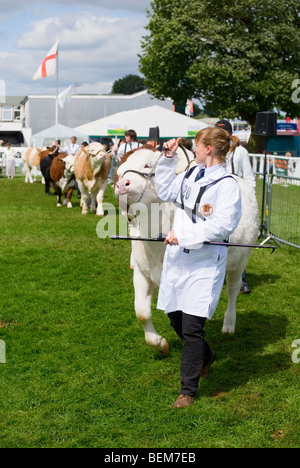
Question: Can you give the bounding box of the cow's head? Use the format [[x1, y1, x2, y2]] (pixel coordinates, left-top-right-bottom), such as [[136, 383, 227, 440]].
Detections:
[[114, 144, 196, 206], [58, 155, 75, 177], [84, 142, 107, 162], [115, 146, 161, 206]]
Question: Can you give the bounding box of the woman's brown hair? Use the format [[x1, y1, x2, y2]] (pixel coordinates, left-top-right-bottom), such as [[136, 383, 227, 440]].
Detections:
[[195, 127, 240, 164]]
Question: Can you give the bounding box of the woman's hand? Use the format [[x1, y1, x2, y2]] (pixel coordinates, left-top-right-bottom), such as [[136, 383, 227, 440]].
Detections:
[[163, 138, 181, 158], [164, 230, 179, 246]]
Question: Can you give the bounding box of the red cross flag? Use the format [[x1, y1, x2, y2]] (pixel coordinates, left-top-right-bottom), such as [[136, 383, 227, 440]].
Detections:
[[33, 40, 59, 81]]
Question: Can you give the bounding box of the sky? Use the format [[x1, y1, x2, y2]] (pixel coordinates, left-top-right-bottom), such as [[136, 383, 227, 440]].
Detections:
[[0, 0, 151, 97]]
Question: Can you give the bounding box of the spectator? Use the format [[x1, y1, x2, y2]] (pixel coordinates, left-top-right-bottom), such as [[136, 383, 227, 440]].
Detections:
[[109, 130, 142, 184], [0, 140, 3, 176], [285, 151, 296, 176], [48, 140, 62, 157], [117, 130, 141, 160], [147, 126, 163, 151], [3, 143, 16, 179], [67, 136, 81, 157]]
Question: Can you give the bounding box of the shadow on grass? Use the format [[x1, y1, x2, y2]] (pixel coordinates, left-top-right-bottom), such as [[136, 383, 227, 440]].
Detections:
[[245, 272, 281, 291], [160, 310, 290, 397], [201, 310, 290, 396]]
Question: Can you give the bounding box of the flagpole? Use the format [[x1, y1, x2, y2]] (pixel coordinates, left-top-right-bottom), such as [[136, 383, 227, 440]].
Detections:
[[56, 39, 59, 125]]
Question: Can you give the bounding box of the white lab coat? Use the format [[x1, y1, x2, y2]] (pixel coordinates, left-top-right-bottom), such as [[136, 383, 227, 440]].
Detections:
[[67, 143, 80, 156], [155, 154, 242, 319], [227, 146, 256, 188], [117, 141, 141, 160]]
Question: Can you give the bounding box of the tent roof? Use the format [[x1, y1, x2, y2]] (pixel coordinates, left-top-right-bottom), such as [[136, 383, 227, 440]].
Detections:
[[31, 123, 89, 148], [75, 105, 209, 139]]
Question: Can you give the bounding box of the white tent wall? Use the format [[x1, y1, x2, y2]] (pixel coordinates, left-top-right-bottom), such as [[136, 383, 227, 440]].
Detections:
[[31, 123, 89, 148], [75, 106, 210, 141]]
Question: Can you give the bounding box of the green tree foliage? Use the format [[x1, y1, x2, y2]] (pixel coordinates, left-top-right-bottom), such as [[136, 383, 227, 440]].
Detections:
[[139, 0, 300, 126], [111, 74, 146, 95]]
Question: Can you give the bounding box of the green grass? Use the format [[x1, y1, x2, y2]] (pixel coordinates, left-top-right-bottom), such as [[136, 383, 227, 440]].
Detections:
[[0, 177, 299, 448]]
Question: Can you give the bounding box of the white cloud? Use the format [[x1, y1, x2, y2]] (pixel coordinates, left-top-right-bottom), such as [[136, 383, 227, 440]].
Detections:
[[1, 10, 149, 95], [0, 0, 151, 14]]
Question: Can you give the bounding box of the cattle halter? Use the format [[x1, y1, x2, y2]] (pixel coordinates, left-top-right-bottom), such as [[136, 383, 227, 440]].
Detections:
[[119, 144, 193, 182], [117, 144, 195, 212]]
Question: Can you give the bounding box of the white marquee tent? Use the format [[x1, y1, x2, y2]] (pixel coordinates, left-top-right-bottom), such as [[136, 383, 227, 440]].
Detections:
[[31, 123, 89, 148], [75, 105, 209, 140]]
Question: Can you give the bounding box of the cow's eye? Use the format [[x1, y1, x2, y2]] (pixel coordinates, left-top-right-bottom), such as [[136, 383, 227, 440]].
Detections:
[[144, 164, 151, 169]]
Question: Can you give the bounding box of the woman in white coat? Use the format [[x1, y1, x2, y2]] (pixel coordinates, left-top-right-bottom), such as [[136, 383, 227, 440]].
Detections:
[[155, 127, 242, 409], [3, 143, 16, 179]]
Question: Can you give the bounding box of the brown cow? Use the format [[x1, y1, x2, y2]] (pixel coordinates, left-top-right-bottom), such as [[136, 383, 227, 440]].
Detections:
[[74, 142, 111, 216], [50, 154, 76, 208]]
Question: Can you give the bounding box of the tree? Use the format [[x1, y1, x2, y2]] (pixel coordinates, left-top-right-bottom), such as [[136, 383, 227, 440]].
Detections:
[[139, 0, 300, 127], [111, 74, 146, 95]]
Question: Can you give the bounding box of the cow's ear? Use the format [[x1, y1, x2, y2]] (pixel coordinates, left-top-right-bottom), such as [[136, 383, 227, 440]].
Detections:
[[58, 158, 65, 163]]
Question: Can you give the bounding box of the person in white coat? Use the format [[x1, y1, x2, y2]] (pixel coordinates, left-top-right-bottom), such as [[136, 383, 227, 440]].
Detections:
[[3, 143, 16, 179], [155, 127, 242, 409], [117, 130, 141, 160], [215, 120, 255, 293]]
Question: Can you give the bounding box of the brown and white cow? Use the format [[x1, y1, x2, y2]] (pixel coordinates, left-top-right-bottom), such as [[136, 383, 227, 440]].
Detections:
[[22, 146, 57, 184], [22, 147, 42, 183], [74, 142, 111, 216], [50, 154, 76, 208]]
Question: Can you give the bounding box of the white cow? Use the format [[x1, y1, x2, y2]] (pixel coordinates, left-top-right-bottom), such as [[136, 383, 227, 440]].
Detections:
[[115, 145, 259, 355], [74, 142, 111, 216]]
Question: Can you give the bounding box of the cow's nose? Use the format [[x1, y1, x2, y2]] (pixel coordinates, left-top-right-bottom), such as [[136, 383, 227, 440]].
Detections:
[[116, 179, 131, 194]]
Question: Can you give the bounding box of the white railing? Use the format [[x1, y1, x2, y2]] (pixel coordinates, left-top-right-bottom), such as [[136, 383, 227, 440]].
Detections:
[[249, 153, 300, 180]]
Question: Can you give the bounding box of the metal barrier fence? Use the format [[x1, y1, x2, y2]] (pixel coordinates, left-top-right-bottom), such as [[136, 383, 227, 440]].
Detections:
[[249, 154, 300, 249], [265, 174, 300, 248]]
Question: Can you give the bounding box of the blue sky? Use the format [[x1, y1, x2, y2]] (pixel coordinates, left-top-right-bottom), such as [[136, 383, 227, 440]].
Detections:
[[0, 0, 151, 96]]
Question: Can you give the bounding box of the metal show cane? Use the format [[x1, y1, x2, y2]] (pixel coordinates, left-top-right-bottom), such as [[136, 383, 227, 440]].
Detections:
[[111, 236, 277, 254]]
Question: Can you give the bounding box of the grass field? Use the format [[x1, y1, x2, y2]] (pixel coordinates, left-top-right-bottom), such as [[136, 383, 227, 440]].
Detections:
[[0, 177, 299, 448]]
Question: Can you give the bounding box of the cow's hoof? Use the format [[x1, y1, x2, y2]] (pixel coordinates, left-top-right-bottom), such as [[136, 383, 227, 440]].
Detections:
[[160, 338, 170, 357], [82, 210, 88, 215], [57, 203, 62, 207], [222, 326, 235, 334], [67, 203, 72, 208]]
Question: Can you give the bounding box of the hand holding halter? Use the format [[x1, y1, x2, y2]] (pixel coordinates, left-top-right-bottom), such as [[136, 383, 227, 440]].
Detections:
[[163, 138, 182, 158]]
